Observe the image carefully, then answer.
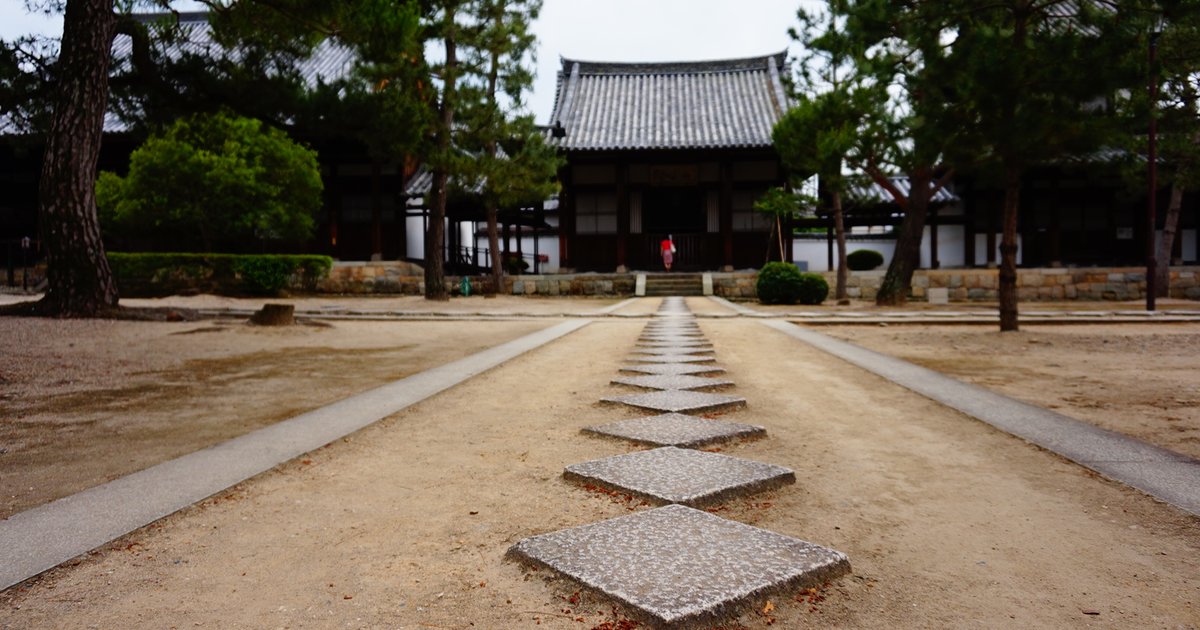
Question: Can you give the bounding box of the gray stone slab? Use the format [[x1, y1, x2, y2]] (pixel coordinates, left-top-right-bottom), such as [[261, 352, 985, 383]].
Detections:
[[508, 505, 848, 625], [637, 340, 712, 349], [565, 447, 793, 506], [0, 321, 593, 592], [638, 331, 700, 340], [762, 319, 1200, 517], [632, 346, 716, 356], [611, 374, 734, 391], [630, 354, 716, 364], [619, 363, 727, 376], [602, 390, 746, 414], [583, 412, 765, 448]]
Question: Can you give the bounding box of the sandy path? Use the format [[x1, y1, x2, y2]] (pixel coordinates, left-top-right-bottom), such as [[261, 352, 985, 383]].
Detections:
[[2, 317, 1197, 628], [0, 318, 551, 518]]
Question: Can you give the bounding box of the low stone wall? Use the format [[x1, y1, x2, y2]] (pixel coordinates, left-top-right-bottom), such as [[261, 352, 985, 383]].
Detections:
[[316, 261, 425, 294], [504, 273, 637, 296], [314, 261, 1200, 302], [315, 263, 636, 297], [840, 267, 1200, 302]]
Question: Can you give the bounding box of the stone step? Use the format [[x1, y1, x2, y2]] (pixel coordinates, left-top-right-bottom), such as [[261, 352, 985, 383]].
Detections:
[[507, 505, 850, 627], [644, 274, 705, 296], [563, 446, 794, 507], [582, 412, 765, 449]]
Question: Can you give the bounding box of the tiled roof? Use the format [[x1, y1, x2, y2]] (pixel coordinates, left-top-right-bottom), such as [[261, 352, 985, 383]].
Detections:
[[846, 176, 960, 205], [548, 53, 790, 152]]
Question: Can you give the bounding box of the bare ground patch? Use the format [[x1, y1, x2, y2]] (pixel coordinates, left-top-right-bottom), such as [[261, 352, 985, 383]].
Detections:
[[0, 317, 550, 518], [817, 323, 1200, 460]]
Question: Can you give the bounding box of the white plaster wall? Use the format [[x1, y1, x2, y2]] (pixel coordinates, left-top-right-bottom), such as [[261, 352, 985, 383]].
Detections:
[[791, 239, 895, 272], [1182, 229, 1197, 263], [972, 233, 1024, 266], [920, 225, 966, 268]]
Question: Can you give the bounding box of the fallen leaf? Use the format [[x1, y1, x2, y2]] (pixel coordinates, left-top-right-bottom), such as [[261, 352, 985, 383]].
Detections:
[[762, 600, 775, 614]]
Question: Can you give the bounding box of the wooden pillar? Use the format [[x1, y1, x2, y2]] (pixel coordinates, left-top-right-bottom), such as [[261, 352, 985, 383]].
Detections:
[[616, 164, 629, 272], [964, 191, 975, 268], [559, 166, 572, 270], [370, 161, 383, 261], [986, 200, 997, 267], [720, 161, 733, 270], [929, 205, 940, 269]]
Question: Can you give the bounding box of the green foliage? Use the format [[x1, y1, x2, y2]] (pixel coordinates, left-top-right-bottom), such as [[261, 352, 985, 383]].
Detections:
[[847, 249, 884, 271], [97, 111, 323, 251], [503, 255, 529, 274], [795, 272, 831, 305], [753, 187, 808, 220], [756, 262, 829, 305], [107, 253, 333, 296]]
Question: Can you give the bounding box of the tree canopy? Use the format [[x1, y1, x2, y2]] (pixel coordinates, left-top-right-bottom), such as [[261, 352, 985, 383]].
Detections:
[[97, 111, 323, 252]]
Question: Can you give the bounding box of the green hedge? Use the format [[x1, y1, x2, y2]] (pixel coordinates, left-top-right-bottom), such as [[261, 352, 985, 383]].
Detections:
[[847, 249, 885, 271], [108, 253, 333, 296], [756, 262, 830, 305]]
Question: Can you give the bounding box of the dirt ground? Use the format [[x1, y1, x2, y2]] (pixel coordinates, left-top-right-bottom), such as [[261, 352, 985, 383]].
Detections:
[[0, 315, 552, 519], [0, 296, 1197, 629], [818, 323, 1200, 461]]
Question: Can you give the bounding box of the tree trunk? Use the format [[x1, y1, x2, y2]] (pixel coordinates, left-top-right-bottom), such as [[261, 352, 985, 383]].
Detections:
[[876, 171, 931, 306], [998, 164, 1021, 332], [487, 206, 503, 294], [424, 9, 458, 302], [833, 188, 848, 302], [1155, 182, 1183, 298], [484, 40, 503, 296], [37, 0, 120, 317]]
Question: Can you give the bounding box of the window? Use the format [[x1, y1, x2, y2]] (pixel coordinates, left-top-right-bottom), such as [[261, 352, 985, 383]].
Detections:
[[576, 191, 617, 234], [731, 190, 772, 232]]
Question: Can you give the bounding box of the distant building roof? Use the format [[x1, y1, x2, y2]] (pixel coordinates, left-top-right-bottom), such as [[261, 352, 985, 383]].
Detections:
[[547, 53, 791, 152], [846, 176, 960, 206], [79, 12, 353, 134]]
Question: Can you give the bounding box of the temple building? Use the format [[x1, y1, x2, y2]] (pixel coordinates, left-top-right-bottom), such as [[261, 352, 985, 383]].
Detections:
[[547, 54, 792, 272]]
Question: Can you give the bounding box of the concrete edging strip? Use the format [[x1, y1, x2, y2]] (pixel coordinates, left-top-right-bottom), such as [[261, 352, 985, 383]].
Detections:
[[761, 319, 1200, 517], [0, 319, 591, 592]]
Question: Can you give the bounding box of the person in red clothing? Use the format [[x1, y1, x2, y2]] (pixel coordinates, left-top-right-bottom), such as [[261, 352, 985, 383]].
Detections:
[[660, 235, 675, 271]]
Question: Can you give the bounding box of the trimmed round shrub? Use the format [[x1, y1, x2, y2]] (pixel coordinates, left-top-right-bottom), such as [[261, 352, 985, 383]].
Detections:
[[846, 248, 885, 271], [796, 272, 830, 305], [756, 262, 829, 305]]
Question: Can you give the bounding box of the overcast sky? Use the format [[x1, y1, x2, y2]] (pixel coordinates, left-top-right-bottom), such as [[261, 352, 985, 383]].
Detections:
[[0, 0, 818, 123]]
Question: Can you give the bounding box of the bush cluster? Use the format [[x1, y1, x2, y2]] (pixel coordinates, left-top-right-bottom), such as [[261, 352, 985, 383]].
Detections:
[[108, 253, 333, 296], [756, 262, 829, 305], [846, 249, 885, 271]]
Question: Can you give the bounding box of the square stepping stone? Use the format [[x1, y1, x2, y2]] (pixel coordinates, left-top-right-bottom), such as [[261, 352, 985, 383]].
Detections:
[[611, 374, 734, 391], [640, 334, 706, 342], [619, 363, 727, 376], [508, 505, 848, 626], [583, 412, 765, 448], [630, 354, 716, 364], [632, 346, 715, 356], [602, 390, 745, 414], [637, 340, 712, 348], [564, 447, 792, 506]]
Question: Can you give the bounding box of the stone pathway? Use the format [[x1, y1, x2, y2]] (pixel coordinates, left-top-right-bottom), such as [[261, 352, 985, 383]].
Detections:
[[507, 297, 850, 626]]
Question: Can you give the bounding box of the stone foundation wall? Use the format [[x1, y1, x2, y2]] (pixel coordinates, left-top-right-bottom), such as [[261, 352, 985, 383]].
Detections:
[[838, 267, 1200, 302], [314, 261, 1200, 302]]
